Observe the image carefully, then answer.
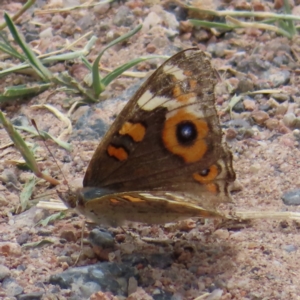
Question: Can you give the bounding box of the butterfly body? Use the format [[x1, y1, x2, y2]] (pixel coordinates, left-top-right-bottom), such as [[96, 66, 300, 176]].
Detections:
[[60, 48, 235, 226]]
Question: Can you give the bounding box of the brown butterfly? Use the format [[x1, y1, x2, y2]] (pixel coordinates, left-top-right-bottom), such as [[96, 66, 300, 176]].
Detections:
[[59, 48, 236, 227]]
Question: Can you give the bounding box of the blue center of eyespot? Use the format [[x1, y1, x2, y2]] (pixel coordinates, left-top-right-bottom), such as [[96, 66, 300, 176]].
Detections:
[[200, 169, 210, 176], [176, 121, 197, 145]]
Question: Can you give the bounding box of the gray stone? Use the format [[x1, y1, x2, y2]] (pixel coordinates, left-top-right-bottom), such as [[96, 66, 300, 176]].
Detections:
[[2, 278, 23, 296], [0, 264, 10, 281], [268, 70, 290, 87], [17, 291, 44, 300], [113, 6, 133, 27], [282, 189, 300, 205], [282, 244, 298, 253], [207, 42, 228, 58], [89, 228, 115, 248], [49, 262, 136, 297]]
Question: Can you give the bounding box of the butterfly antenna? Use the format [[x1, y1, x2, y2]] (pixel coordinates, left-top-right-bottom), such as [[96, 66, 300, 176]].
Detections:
[[32, 191, 57, 200], [31, 119, 71, 190]]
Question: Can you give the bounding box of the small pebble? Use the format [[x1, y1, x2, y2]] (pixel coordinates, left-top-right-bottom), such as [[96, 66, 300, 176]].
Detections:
[[213, 229, 230, 240], [0, 242, 22, 257], [283, 112, 296, 128], [251, 111, 269, 124], [89, 229, 115, 248], [282, 189, 300, 206], [60, 230, 77, 243], [265, 118, 279, 130], [272, 93, 290, 103], [2, 278, 23, 296], [237, 78, 254, 93], [243, 99, 256, 111], [226, 128, 238, 139], [0, 264, 11, 281], [249, 164, 261, 173], [276, 102, 288, 116], [146, 44, 156, 53], [282, 244, 298, 253]]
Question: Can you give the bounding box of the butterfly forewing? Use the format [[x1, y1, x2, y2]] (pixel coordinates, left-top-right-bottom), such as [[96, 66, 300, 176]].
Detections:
[[68, 48, 235, 225]]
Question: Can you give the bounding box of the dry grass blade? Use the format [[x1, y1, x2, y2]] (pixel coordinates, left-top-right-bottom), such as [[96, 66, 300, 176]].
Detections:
[[233, 211, 300, 221], [0, 0, 36, 30], [31, 104, 72, 140], [226, 16, 292, 38]]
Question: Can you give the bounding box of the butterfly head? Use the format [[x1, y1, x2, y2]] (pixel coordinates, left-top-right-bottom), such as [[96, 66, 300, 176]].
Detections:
[[57, 188, 79, 208]]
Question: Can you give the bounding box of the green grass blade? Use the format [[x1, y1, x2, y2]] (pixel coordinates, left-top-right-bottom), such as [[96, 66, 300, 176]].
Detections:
[[189, 19, 236, 30], [81, 56, 92, 71], [0, 33, 26, 60], [92, 24, 143, 96], [102, 55, 167, 87], [0, 110, 41, 175], [22, 239, 54, 249], [283, 0, 296, 36], [54, 72, 98, 102], [1, 83, 51, 97], [0, 111, 60, 185], [19, 176, 36, 212], [37, 211, 66, 226], [4, 13, 53, 81], [15, 125, 72, 151]]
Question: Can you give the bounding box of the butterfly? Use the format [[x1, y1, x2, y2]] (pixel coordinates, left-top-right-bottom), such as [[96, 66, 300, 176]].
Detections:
[[58, 48, 236, 227]]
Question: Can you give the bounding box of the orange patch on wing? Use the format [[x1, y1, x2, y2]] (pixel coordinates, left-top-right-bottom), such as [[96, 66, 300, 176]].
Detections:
[[107, 145, 128, 161], [110, 198, 120, 204], [123, 195, 144, 202], [173, 85, 196, 103], [119, 122, 146, 142], [193, 165, 219, 184], [177, 92, 196, 103], [189, 79, 197, 90], [162, 110, 209, 163], [173, 85, 182, 98], [205, 183, 218, 194], [184, 70, 193, 76]]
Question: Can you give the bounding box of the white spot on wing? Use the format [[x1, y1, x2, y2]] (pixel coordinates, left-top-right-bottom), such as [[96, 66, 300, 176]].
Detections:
[[163, 64, 187, 80], [138, 91, 199, 113], [137, 90, 167, 111]]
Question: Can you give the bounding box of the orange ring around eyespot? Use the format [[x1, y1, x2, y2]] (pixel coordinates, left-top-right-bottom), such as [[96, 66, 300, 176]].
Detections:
[[193, 165, 219, 184], [162, 110, 209, 163]]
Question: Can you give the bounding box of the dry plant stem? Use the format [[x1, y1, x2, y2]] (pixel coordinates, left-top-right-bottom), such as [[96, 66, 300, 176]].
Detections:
[[233, 211, 300, 221], [37, 31, 94, 59], [35, 0, 113, 14], [99, 67, 147, 78], [40, 174, 60, 185], [36, 200, 66, 210], [73, 220, 86, 266], [226, 16, 289, 37], [31, 104, 72, 140], [0, 0, 36, 30], [291, 46, 300, 62], [184, 4, 300, 21]]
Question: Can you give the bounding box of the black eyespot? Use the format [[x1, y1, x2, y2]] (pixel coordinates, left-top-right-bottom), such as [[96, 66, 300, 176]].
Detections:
[[176, 121, 197, 145], [200, 169, 210, 176]]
